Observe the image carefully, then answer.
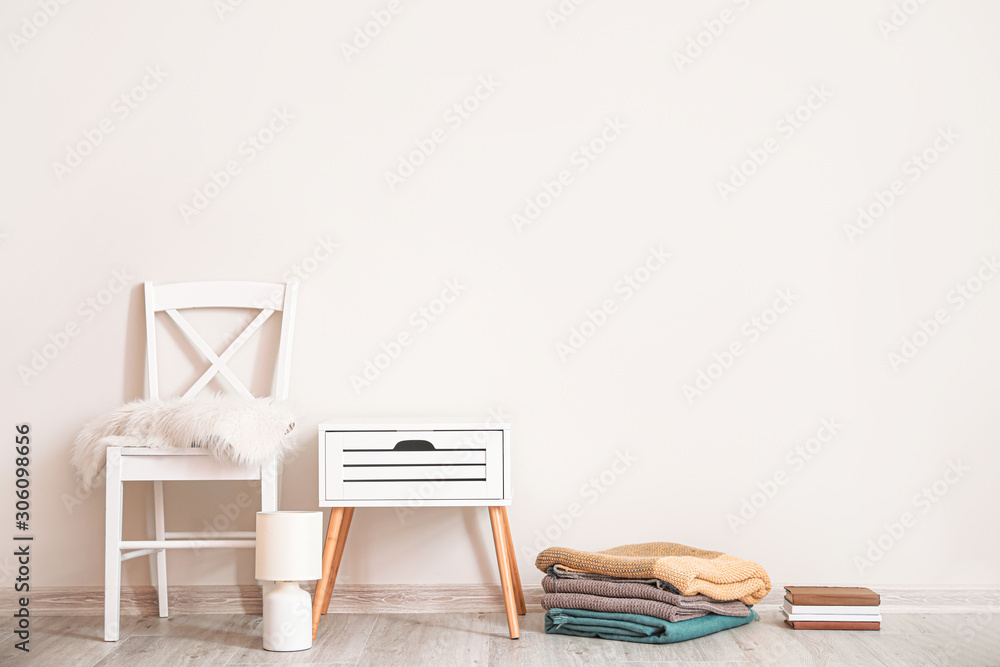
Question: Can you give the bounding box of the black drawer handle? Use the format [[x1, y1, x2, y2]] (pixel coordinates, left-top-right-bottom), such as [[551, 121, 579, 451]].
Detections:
[[394, 439, 435, 451]]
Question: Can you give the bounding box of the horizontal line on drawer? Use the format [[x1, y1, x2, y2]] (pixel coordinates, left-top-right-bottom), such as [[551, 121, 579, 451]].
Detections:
[[344, 478, 487, 483], [343, 463, 484, 467], [343, 448, 486, 452]]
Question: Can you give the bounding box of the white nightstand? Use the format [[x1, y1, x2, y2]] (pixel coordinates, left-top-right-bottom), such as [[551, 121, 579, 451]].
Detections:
[[311, 421, 525, 640]]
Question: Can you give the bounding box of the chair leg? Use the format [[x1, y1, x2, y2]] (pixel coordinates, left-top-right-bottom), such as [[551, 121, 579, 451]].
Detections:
[[312, 508, 345, 639], [321, 507, 354, 614], [500, 508, 526, 615], [488, 506, 520, 639], [152, 480, 168, 617], [105, 449, 123, 642]]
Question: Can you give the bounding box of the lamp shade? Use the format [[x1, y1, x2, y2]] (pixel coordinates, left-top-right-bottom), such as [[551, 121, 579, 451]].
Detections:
[[255, 511, 323, 581]]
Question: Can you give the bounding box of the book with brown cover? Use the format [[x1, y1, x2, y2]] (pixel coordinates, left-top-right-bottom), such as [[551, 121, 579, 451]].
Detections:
[[785, 619, 880, 631], [784, 586, 880, 606]]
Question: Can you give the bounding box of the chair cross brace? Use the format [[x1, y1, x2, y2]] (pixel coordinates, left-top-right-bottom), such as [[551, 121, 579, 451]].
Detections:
[[164, 308, 274, 399]]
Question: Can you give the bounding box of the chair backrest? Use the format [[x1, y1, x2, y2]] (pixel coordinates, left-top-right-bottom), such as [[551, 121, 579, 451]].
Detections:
[[143, 280, 298, 401]]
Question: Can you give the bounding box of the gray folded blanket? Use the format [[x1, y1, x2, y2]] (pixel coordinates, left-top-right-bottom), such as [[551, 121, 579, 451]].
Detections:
[[543, 575, 750, 622], [549, 564, 682, 593]]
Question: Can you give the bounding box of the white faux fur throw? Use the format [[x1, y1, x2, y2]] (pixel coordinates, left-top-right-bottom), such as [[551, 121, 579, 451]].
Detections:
[[71, 395, 297, 490]]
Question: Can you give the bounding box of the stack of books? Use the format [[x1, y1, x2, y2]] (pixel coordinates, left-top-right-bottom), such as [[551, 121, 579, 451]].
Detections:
[[782, 586, 881, 631]]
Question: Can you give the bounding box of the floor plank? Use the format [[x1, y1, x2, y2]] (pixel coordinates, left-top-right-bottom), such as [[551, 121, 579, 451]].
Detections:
[[853, 625, 1000, 667], [740, 610, 886, 666], [93, 614, 260, 666], [878, 612, 967, 635], [488, 612, 624, 666], [357, 613, 492, 667], [735, 609, 888, 665], [125, 613, 261, 637], [0, 615, 141, 667], [5, 610, 1000, 666], [226, 613, 376, 664], [620, 663, 751, 666]]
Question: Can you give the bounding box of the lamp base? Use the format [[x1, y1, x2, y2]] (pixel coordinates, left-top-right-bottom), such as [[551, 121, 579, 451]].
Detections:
[[262, 581, 313, 652]]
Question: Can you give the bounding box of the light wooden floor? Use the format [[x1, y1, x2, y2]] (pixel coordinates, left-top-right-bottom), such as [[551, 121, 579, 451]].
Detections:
[[3, 609, 998, 666]]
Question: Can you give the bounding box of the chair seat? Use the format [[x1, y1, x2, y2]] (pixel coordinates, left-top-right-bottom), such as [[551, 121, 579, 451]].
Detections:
[[113, 446, 271, 482]]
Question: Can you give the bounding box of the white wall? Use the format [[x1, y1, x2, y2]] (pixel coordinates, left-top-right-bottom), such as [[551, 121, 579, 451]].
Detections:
[[2, 0, 999, 592]]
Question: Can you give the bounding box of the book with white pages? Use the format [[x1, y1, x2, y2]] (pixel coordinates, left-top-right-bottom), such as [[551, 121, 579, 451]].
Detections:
[[782, 609, 882, 623], [782, 601, 881, 616]]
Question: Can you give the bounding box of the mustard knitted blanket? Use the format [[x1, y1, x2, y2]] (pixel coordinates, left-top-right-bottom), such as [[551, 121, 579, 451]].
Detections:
[[535, 542, 771, 605]]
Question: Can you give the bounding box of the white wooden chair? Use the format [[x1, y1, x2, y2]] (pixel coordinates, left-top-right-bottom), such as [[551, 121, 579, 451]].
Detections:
[[105, 280, 298, 641]]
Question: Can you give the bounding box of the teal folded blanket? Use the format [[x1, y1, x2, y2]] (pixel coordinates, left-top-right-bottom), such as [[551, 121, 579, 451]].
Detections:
[[545, 607, 758, 644]]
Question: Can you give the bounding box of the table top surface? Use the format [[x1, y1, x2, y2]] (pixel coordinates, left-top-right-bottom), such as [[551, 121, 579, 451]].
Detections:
[[318, 420, 510, 431]]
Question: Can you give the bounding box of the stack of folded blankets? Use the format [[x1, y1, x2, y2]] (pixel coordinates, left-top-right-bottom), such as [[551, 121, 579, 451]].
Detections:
[[535, 542, 771, 644]]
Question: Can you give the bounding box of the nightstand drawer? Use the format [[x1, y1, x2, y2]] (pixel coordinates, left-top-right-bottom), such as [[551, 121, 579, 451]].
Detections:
[[320, 426, 507, 507]]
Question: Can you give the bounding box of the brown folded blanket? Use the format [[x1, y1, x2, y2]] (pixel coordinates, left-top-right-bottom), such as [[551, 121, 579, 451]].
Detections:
[[536, 542, 771, 605], [542, 575, 751, 619]]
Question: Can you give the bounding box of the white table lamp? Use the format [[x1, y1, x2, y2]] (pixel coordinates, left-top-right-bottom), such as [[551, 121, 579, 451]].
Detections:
[[256, 511, 323, 651]]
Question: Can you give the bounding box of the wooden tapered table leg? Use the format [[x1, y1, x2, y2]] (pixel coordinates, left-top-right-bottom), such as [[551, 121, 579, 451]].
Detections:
[[488, 506, 520, 639], [321, 507, 354, 615], [312, 507, 346, 640], [500, 507, 526, 615]]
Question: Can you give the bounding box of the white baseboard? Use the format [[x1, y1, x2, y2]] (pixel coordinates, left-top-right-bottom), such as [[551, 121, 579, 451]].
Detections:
[[0, 584, 544, 617], [3, 584, 998, 617], [757, 585, 1000, 613]]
